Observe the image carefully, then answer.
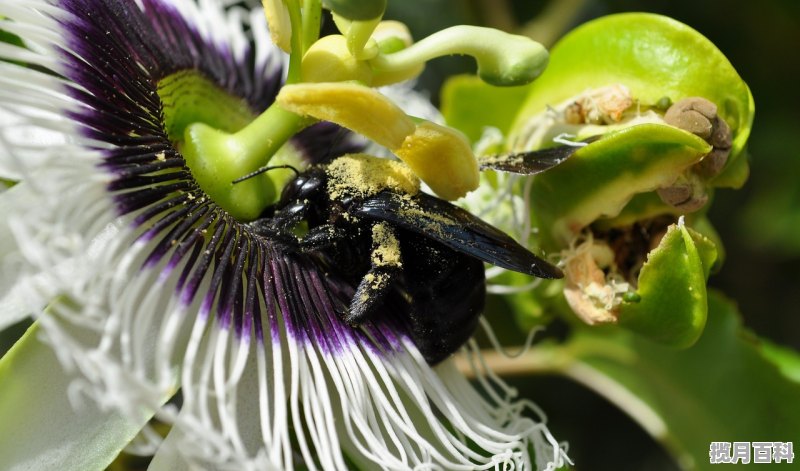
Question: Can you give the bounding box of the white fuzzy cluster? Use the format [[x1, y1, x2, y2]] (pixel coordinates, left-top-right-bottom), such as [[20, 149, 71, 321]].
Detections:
[[461, 128, 546, 294], [0, 1, 568, 470]]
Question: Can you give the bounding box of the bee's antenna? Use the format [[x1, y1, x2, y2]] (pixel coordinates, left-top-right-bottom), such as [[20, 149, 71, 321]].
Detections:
[[232, 165, 300, 184]]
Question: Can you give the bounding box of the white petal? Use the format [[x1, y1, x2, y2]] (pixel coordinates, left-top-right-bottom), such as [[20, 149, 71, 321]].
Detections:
[[0, 185, 32, 329], [0, 323, 153, 471]]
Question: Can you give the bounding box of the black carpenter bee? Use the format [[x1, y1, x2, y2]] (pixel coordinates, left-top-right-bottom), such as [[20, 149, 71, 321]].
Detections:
[[246, 146, 579, 364]]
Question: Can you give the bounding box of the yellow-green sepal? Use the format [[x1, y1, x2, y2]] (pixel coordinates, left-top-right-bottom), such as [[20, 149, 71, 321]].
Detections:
[[510, 13, 754, 186], [531, 123, 711, 248], [0, 323, 160, 471], [616, 222, 716, 348]]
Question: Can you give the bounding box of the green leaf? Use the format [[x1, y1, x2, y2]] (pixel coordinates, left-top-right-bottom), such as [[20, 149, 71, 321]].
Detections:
[[510, 13, 754, 188], [759, 340, 800, 384], [557, 292, 800, 469], [0, 323, 152, 471], [440, 74, 530, 143]]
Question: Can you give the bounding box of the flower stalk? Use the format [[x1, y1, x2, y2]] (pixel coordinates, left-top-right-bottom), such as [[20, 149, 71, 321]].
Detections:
[[369, 25, 549, 87]]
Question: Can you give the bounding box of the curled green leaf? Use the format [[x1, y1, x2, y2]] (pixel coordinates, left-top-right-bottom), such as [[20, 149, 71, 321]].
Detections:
[[531, 124, 711, 248], [559, 218, 716, 347], [511, 13, 754, 188], [616, 221, 716, 347]]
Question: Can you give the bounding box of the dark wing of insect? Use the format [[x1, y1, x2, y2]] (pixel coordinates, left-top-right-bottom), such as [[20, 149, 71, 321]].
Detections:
[[354, 191, 562, 279], [477, 137, 599, 174]]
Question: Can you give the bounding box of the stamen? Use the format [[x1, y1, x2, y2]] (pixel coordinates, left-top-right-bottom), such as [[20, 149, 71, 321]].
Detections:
[[261, 0, 292, 52], [394, 121, 479, 200], [370, 25, 548, 87], [277, 82, 415, 149]]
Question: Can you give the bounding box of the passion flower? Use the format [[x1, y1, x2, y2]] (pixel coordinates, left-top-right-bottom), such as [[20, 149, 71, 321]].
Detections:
[[0, 0, 567, 469]]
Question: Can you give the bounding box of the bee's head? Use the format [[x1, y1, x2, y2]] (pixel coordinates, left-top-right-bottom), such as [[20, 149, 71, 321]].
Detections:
[[277, 167, 326, 206]]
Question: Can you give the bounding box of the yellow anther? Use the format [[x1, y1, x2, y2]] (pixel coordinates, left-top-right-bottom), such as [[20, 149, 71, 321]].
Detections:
[[394, 121, 479, 200], [276, 82, 416, 149], [261, 0, 292, 53]]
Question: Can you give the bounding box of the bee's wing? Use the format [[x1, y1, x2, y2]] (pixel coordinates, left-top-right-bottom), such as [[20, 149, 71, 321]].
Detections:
[[354, 192, 563, 279], [477, 139, 596, 174]]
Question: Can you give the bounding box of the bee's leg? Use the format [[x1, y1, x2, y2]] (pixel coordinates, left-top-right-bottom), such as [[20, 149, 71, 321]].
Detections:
[[345, 222, 402, 325], [346, 265, 398, 325], [248, 198, 311, 248], [272, 200, 309, 231], [248, 219, 300, 248], [297, 224, 348, 252]]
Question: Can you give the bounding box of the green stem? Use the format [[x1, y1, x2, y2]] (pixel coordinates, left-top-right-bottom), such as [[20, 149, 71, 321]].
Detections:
[[454, 347, 572, 378], [236, 103, 309, 162], [301, 0, 322, 54], [285, 0, 305, 83]]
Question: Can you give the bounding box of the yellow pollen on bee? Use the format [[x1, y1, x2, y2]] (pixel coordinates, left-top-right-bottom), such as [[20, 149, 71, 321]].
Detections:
[[326, 153, 420, 200], [370, 222, 402, 268]]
